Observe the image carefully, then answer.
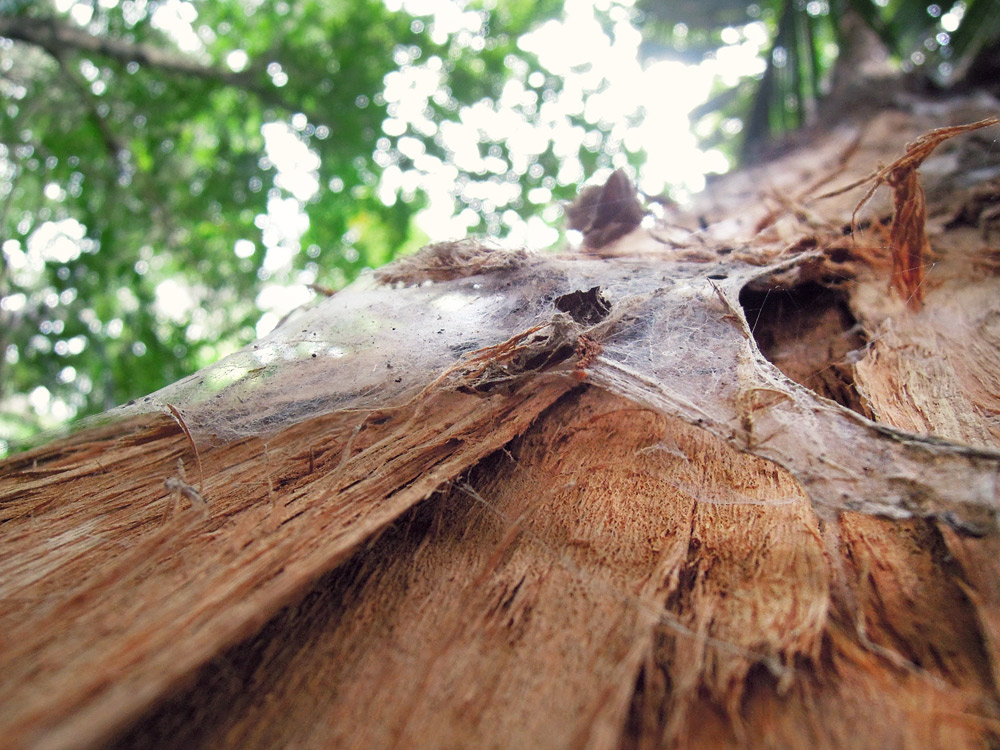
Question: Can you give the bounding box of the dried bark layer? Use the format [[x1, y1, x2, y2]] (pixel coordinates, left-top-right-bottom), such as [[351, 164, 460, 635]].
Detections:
[[0, 379, 573, 749], [2, 103, 1000, 750], [109, 389, 997, 750]]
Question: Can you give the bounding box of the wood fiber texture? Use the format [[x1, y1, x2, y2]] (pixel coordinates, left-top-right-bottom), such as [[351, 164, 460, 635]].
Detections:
[[109, 389, 824, 750], [110, 389, 999, 750], [0, 379, 572, 749]]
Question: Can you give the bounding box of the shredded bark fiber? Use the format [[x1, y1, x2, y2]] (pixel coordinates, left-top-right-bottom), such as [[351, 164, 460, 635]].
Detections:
[[3, 106, 1000, 750], [818, 115, 1000, 309], [0, 379, 573, 749]]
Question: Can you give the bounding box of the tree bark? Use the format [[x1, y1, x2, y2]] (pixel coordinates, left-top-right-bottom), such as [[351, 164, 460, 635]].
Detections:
[[3, 100, 1000, 750]]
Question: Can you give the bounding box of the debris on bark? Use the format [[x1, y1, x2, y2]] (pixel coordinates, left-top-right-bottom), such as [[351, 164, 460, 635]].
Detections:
[[374, 239, 531, 285]]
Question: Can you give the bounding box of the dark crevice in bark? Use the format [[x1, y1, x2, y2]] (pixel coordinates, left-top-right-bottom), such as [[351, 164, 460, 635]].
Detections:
[[739, 282, 872, 418]]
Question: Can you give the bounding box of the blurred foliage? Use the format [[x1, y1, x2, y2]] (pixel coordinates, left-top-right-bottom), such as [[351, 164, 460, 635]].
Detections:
[[637, 0, 1000, 159], [0, 0, 601, 445]]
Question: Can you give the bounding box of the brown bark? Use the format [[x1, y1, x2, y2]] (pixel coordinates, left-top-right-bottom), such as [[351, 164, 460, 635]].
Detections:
[[3, 101, 1000, 750]]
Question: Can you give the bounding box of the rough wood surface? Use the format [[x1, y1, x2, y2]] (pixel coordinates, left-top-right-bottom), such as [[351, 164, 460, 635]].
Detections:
[[3, 101, 1000, 750], [0, 379, 572, 749], [107, 389, 997, 750]]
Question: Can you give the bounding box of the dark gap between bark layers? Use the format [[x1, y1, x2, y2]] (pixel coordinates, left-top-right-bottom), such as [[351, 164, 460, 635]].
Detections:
[[739, 281, 871, 417]]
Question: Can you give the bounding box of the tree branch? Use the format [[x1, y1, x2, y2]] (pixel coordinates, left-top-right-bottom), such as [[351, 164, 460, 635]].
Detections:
[[0, 15, 251, 86], [0, 15, 334, 126]]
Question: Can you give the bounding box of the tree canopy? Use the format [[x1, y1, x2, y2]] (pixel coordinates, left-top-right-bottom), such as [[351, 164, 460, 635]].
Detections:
[[1, 0, 997, 452]]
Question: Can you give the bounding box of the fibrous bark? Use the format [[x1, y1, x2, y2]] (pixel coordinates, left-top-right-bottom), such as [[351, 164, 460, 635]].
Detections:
[[2, 101, 1000, 750]]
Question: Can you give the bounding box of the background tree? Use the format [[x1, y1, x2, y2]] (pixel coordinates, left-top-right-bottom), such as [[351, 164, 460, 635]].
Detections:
[[639, 0, 1000, 155]]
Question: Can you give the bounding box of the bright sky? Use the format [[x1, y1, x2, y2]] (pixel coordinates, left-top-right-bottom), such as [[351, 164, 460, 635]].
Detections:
[[263, 0, 762, 240]]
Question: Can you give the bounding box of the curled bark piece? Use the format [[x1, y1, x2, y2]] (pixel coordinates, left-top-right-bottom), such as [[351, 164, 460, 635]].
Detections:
[[566, 169, 646, 250]]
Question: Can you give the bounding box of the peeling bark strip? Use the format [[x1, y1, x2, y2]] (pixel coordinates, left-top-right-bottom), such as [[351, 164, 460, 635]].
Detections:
[[0, 381, 574, 750], [4, 107, 1000, 750], [818, 115, 1000, 309]]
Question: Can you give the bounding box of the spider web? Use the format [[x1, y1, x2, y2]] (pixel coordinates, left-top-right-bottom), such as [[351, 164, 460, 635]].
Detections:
[[117, 242, 1000, 535]]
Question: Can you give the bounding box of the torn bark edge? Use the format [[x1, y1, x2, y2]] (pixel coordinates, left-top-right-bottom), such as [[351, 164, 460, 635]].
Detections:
[[436, 322, 583, 396], [166, 403, 205, 493]]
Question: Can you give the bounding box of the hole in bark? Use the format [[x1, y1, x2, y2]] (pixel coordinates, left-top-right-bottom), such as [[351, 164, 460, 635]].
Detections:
[[828, 247, 851, 264], [740, 282, 871, 416], [741, 661, 781, 711], [554, 287, 611, 326]]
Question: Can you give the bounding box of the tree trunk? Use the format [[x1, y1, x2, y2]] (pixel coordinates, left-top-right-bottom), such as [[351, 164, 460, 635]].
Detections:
[[3, 100, 1000, 750]]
